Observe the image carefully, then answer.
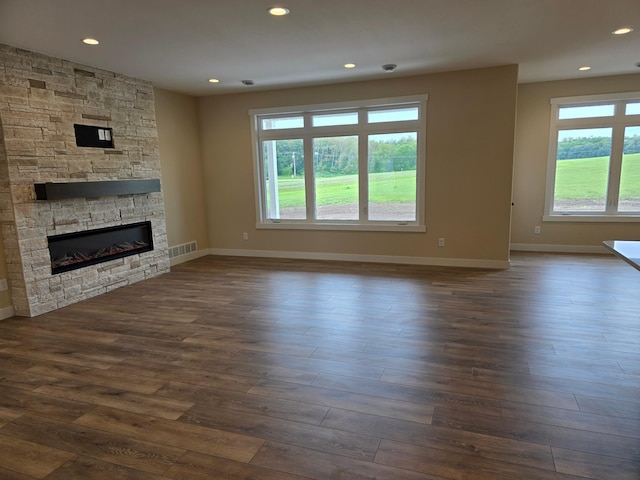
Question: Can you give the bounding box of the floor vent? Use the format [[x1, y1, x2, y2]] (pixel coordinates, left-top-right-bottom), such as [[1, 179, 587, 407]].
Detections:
[[169, 241, 197, 259]]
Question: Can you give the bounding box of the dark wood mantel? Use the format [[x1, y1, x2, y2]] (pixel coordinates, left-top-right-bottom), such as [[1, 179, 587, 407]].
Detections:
[[34, 179, 161, 201]]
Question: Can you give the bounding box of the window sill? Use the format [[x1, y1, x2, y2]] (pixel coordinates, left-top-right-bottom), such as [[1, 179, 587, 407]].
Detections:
[[256, 222, 426, 232], [543, 214, 640, 223]]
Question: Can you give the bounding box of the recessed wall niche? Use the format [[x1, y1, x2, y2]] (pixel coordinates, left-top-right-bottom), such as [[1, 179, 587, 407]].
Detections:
[[74, 123, 114, 148]]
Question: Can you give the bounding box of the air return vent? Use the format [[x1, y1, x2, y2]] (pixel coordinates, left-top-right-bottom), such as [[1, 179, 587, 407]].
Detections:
[[169, 241, 197, 259]]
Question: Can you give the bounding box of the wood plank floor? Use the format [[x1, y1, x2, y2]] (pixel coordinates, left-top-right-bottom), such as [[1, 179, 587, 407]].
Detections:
[[0, 252, 639, 479]]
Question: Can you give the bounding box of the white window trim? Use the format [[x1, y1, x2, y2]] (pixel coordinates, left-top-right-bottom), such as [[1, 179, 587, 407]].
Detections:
[[250, 95, 428, 232], [543, 92, 640, 222]]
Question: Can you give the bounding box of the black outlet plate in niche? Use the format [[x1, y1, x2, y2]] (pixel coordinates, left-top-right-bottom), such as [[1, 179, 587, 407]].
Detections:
[[74, 124, 114, 148]]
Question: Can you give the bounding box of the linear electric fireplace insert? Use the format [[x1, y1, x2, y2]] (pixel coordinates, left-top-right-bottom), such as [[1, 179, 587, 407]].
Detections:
[[48, 221, 153, 274]]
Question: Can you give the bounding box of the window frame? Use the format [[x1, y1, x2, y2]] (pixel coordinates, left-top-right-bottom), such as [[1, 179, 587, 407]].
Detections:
[[543, 92, 640, 223], [250, 95, 428, 232]]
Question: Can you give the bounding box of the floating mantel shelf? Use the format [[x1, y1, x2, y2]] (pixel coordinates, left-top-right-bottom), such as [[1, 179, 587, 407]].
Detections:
[[34, 179, 161, 201]]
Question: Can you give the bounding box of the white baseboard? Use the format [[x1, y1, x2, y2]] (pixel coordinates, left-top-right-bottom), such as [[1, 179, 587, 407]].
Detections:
[[208, 248, 510, 269], [510, 243, 610, 254], [0, 305, 15, 321]]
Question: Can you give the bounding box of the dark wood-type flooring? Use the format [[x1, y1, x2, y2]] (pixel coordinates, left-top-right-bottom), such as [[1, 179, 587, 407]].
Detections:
[[0, 252, 639, 479]]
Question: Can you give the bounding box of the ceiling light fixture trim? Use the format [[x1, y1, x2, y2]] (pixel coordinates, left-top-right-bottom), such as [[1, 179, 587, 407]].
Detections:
[[269, 6, 290, 16], [82, 38, 99, 45], [612, 27, 633, 35]]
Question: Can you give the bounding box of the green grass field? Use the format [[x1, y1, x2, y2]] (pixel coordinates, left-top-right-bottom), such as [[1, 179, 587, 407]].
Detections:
[[272, 170, 417, 207], [555, 153, 640, 199], [269, 153, 640, 208]]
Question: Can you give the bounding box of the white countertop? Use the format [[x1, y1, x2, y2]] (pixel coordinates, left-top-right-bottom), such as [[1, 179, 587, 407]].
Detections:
[[603, 240, 640, 271]]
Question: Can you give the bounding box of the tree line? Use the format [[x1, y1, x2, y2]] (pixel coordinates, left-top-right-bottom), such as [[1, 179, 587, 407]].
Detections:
[[558, 134, 640, 160], [269, 136, 417, 178]]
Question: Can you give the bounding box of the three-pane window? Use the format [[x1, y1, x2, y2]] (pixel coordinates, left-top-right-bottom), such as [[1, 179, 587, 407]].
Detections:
[[251, 96, 427, 230], [545, 93, 640, 219]]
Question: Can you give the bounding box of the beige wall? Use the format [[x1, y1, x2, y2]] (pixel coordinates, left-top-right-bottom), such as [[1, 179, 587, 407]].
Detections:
[[197, 65, 519, 265], [155, 88, 210, 250], [512, 73, 640, 249]]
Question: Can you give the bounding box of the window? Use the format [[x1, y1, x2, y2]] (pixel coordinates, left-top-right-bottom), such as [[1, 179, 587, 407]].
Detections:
[[251, 95, 427, 231], [544, 92, 640, 221]]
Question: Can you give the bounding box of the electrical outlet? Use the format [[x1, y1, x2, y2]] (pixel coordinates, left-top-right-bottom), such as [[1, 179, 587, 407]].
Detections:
[[242, 232, 249, 240], [0, 279, 7, 291], [438, 237, 445, 247], [534, 226, 541, 234]]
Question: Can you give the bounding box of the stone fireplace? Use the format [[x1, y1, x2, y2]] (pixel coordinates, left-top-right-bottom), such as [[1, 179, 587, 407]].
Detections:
[[0, 44, 170, 317]]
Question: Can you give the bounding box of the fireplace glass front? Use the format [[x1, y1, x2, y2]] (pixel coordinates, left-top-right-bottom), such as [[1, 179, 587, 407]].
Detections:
[[48, 221, 153, 274]]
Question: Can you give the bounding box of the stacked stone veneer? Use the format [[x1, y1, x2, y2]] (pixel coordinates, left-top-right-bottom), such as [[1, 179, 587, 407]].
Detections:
[[0, 44, 169, 317]]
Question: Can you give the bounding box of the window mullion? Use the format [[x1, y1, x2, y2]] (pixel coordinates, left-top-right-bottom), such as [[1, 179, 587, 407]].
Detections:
[[358, 109, 369, 222], [359, 133, 368, 222], [556, 118, 614, 129], [303, 135, 315, 221], [264, 140, 280, 219], [607, 121, 626, 214]]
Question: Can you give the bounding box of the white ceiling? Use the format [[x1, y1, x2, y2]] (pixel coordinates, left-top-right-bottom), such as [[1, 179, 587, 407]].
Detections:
[[1, 0, 639, 96]]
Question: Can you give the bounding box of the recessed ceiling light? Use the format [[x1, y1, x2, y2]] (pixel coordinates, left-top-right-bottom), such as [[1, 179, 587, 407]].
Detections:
[[612, 27, 633, 35], [242, 80, 255, 86], [344, 63, 356, 69], [208, 78, 220, 84], [578, 66, 591, 71], [268, 7, 289, 16], [82, 38, 99, 45]]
